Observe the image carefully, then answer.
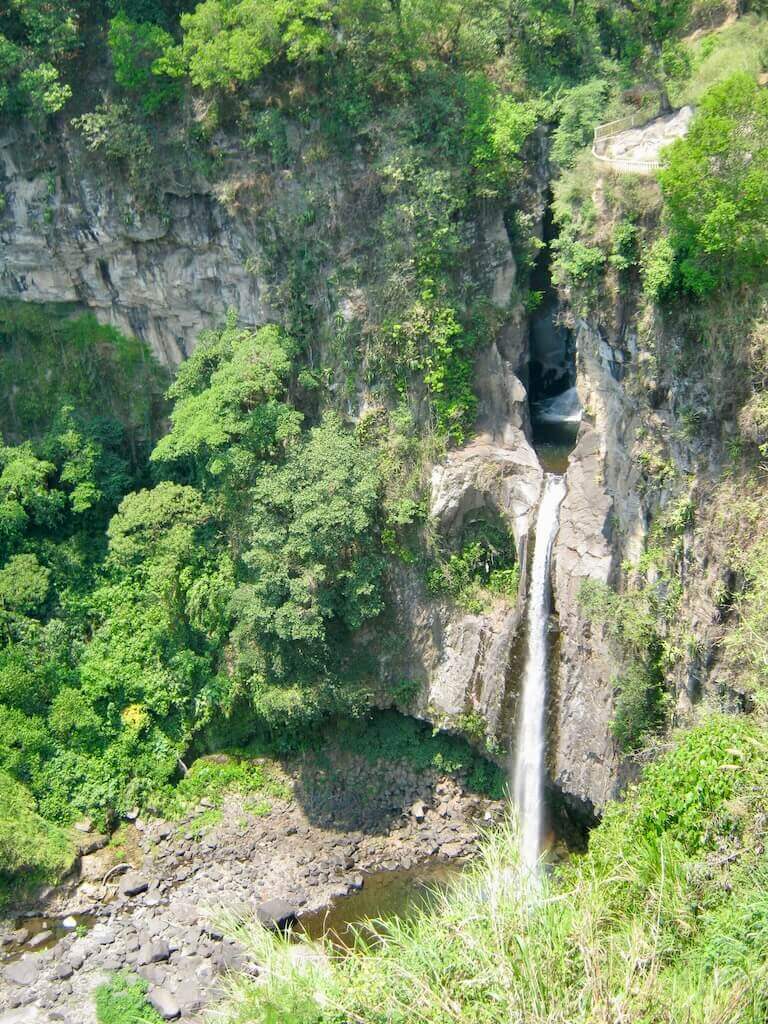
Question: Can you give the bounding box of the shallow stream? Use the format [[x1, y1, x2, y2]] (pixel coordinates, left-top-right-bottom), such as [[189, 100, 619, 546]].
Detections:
[[1, 912, 96, 963]]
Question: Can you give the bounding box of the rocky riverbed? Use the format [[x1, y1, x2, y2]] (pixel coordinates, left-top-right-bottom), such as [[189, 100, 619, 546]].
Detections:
[[1, 752, 505, 1023]]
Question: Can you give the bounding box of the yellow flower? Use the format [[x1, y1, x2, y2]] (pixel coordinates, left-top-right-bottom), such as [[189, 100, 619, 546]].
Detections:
[[121, 703, 149, 731]]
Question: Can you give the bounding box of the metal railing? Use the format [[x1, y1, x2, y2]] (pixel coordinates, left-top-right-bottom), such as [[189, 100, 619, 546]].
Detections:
[[593, 111, 645, 143], [592, 150, 661, 174], [592, 108, 661, 175]]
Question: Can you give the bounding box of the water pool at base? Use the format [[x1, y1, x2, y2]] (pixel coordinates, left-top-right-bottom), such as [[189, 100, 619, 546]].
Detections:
[[297, 859, 464, 949]]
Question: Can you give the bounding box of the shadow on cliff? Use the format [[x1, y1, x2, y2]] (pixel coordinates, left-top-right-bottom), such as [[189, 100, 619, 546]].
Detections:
[[191, 705, 506, 836]]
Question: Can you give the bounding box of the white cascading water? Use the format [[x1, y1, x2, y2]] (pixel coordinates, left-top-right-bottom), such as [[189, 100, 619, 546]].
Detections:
[[513, 473, 567, 873]]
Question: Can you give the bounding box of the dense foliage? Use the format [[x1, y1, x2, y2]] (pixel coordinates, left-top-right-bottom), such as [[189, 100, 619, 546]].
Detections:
[[0, 770, 74, 905], [0, 301, 423, 890], [659, 72, 768, 296]]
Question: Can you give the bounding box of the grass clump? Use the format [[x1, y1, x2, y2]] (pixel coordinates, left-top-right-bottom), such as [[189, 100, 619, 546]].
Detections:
[[216, 712, 768, 1024], [94, 972, 163, 1024], [152, 753, 291, 820], [0, 769, 75, 909], [673, 15, 768, 108]]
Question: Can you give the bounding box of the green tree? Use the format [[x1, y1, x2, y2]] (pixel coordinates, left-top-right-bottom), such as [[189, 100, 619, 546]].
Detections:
[[602, 0, 692, 111], [7, 0, 79, 57], [232, 412, 385, 677], [505, 0, 601, 88], [0, 554, 50, 616], [550, 78, 610, 167], [0, 1, 78, 120], [150, 316, 301, 489], [338, 0, 509, 92], [157, 0, 334, 88], [658, 73, 768, 295], [108, 13, 180, 113]]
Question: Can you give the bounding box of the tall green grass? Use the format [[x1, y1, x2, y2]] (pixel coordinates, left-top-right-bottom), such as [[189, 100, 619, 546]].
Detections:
[[673, 16, 768, 108], [216, 713, 768, 1024]]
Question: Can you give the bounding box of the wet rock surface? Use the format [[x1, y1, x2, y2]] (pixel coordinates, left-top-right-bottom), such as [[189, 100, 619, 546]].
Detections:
[[0, 758, 503, 1023], [552, 421, 619, 812]]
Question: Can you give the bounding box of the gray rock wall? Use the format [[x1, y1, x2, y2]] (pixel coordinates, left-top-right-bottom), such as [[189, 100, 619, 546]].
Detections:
[[0, 129, 272, 365]]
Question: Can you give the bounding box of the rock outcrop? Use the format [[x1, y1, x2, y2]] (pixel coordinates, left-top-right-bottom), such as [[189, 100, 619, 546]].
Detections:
[[0, 128, 272, 365], [552, 424, 617, 813]]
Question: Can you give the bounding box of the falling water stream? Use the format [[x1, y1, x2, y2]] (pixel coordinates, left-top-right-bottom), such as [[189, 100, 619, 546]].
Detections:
[[513, 474, 567, 872]]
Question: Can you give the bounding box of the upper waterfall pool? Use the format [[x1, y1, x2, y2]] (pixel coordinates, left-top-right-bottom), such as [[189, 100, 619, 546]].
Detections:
[[531, 415, 580, 475]]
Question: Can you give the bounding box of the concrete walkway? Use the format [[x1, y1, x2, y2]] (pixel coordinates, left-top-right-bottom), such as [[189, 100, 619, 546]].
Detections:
[[593, 106, 694, 173]]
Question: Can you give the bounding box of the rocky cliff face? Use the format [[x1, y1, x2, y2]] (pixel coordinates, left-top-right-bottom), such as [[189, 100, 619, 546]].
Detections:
[[0, 125, 273, 365], [548, 313, 651, 814], [0, 114, 644, 818]]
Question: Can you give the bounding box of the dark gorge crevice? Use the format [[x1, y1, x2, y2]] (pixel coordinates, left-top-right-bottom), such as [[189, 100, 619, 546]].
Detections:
[[526, 196, 580, 473]]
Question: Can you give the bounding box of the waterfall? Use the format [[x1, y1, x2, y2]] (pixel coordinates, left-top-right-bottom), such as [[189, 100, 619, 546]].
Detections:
[[513, 474, 566, 873]]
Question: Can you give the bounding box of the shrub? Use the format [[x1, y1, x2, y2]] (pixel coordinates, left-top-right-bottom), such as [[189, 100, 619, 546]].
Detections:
[[550, 78, 609, 168], [611, 662, 668, 751], [71, 102, 153, 191], [428, 516, 518, 613], [642, 234, 677, 300], [18, 62, 71, 119], [578, 577, 670, 750], [153, 753, 290, 818], [595, 714, 763, 855], [94, 972, 163, 1024], [108, 13, 180, 114]]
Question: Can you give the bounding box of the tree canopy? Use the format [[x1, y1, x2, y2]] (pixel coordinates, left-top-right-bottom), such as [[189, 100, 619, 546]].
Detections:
[[659, 73, 768, 295]]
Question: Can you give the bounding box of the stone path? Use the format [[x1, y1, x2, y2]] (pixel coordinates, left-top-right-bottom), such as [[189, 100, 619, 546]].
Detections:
[[1, 756, 504, 1024]]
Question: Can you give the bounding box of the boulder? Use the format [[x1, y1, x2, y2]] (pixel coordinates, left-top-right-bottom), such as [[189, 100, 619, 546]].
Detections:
[[138, 940, 170, 965], [91, 924, 116, 946], [79, 846, 113, 881], [4, 960, 39, 986], [118, 872, 149, 897], [147, 987, 180, 1020], [53, 961, 73, 981], [168, 901, 199, 926], [255, 898, 298, 930], [76, 833, 108, 856], [27, 930, 52, 949], [0, 1009, 42, 1023], [138, 964, 167, 986], [174, 979, 204, 1012]]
